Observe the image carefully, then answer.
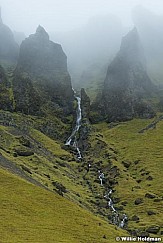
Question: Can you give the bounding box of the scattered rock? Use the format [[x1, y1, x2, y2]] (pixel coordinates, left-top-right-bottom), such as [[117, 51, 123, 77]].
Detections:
[[145, 193, 156, 199], [52, 181, 67, 195], [146, 176, 153, 180], [136, 179, 142, 183], [121, 201, 128, 206], [134, 160, 140, 165], [154, 198, 162, 202], [135, 198, 143, 205], [112, 197, 121, 204], [131, 215, 140, 222], [146, 225, 160, 234], [19, 136, 30, 147], [139, 231, 149, 237], [21, 165, 32, 174], [122, 161, 131, 168], [147, 210, 156, 216], [15, 148, 34, 156]]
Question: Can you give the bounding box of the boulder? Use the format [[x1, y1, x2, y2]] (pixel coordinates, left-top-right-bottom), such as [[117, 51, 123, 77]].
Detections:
[[145, 193, 156, 199], [135, 198, 143, 205], [146, 225, 160, 234]]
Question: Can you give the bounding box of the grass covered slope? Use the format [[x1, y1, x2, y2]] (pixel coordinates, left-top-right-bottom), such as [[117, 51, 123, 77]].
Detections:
[[93, 116, 163, 234], [0, 167, 124, 243]]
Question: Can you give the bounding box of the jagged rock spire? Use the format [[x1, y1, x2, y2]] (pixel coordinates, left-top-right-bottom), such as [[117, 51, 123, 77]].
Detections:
[[35, 25, 49, 40]]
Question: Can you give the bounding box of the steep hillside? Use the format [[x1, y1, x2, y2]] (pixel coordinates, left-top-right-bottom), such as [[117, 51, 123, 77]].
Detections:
[[0, 167, 125, 243], [88, 116, 163, 236]]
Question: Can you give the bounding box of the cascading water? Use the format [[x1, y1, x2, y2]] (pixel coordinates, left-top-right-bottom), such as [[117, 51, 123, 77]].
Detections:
[[99, 171, 128, 228], [65, 90, 82, 160]]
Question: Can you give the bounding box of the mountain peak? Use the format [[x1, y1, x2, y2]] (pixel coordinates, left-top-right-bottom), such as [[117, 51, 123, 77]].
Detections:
[[35, 25, 49, 40]]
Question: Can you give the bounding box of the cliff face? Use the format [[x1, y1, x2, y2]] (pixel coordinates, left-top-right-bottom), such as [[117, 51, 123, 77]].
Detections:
[[13, 26, 74, 116], [102, 28, 155, 122], [0, 10, 19, 64], [0, 65, 13, 111]]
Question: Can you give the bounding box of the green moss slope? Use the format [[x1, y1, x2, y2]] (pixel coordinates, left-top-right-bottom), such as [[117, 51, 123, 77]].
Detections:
[[0, 167, 124, 243]]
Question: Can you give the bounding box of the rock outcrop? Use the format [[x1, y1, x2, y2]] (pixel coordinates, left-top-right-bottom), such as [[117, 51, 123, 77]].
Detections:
[[81, 88, 90, 122], [0, 8, 19, 64], [0, 65, 13, 111], [100, 28, 156, 122], [13, 26, 74, 117]]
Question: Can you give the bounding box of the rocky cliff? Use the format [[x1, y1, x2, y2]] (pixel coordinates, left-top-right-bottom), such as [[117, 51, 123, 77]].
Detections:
[[0, 9, 19, 64], [0, 65, 13, 111], [13, 26, 74, 117], [101, 27, 156, 122]]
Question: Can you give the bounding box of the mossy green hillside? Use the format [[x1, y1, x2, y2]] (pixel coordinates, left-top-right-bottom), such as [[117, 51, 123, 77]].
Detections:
[[0, 167, 126, 243], [90, 117, 163, 234]]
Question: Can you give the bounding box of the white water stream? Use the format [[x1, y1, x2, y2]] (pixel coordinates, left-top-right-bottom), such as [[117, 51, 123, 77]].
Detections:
[[65, 90, 82, 159], [99, 172, 128, 228]]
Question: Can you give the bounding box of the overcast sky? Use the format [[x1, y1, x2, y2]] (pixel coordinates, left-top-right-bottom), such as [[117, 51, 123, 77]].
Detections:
[[0, 0, 163, 35]]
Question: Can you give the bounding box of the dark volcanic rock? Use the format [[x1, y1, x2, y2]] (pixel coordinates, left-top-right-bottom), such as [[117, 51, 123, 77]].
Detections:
[[147, 210, 156, 216], [135, 198, 143, 205], [131, 215, 140, 222], [81, 88, 90, 122], [13, 26, 74, 117], [0, 65, 13, 111], [146, 225, 160, 234], [145, 193, 156, 199], [122, 160, 131, 168], [0, 9, 19, 63], [99, 27, 156, 122]]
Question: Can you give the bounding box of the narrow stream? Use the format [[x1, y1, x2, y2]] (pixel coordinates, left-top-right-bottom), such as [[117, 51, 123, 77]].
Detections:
[[99, 172, 128, 228], [65, 90, 82, 160]]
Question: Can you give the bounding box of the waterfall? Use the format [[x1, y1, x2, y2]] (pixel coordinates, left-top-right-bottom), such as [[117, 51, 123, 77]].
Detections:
[[104, 189, 128, 228], [98, 172, 128, 228], [65, 90, 82, 160]]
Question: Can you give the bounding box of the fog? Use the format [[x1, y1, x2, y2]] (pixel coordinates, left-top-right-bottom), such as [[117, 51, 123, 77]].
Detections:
[[1, 0, 163, 86], [1, 0, 163, 35]]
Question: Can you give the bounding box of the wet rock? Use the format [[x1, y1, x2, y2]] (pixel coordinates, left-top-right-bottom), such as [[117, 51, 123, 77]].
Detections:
[[112, 197, 121, 204], [114, 206, 124, 211], [146, 225, 160, 234], [122, 161, 131, 168], [145, 193, 156, 199], [135, 198, 143, 205]]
